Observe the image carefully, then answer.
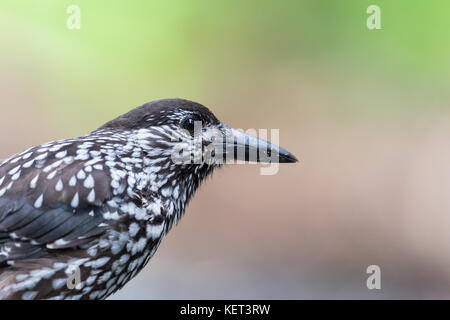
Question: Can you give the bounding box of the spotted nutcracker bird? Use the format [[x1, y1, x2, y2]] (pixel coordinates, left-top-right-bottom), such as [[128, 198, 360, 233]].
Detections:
[[0, 98, 297, 300]]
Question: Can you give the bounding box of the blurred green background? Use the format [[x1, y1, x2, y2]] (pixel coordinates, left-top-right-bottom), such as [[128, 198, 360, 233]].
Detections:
[[1, 0, 450, 299]]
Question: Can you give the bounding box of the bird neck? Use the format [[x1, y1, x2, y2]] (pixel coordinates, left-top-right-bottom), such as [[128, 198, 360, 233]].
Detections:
[[159, 163, 215, 233]]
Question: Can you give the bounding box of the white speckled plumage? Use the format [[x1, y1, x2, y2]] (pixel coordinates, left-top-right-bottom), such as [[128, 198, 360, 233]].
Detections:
[[0, 99, 222, 300]]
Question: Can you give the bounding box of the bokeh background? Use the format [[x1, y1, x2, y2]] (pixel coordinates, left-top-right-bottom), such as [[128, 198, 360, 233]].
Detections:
[[1, 0, 450, 299]]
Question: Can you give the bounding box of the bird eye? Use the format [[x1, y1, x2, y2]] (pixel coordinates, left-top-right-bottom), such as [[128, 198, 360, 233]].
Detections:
[[180, 117, 199, 135]]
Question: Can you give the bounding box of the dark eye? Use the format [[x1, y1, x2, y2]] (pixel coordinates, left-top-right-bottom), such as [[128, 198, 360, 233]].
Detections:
[[180, 117, 200, 135]]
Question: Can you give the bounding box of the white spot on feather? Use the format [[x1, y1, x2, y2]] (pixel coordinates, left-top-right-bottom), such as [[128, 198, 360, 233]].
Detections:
[[23, 159, 34, 168], [69, 176, 76, 187], [89, 257, 110, 268], [55, 150, 67, 159], [35, 153, 48, 161], [47, 171, 57, 180], [34, 194, 44, 208], [84, 175, 95, 188], [146, 223, 164, 240], [161, 187, 172, 197], [77, 170, 86, 180], [55, 179, 63, 192], [71, 193, 79, 208], [87, 189, 95, 203], [22, 152, 33, 160], [8, 165, 21, 175], [119, 254, 130, 265], [22, 291, 38, 300], [30, 175, 39, 189], [129, 223, 140, 237], [52, 279, 66, 290], [11, 171, 20, 181]]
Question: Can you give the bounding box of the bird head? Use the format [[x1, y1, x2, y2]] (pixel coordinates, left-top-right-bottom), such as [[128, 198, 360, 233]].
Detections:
[[99, 98, 298, 171]]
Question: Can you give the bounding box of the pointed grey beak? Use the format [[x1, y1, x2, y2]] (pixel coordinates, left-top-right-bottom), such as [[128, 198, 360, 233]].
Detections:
[[212, 127, 298, 164]]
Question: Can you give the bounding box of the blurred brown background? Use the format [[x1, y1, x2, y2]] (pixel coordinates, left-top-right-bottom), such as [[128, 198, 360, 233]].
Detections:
[[1, 0, 450, 299]]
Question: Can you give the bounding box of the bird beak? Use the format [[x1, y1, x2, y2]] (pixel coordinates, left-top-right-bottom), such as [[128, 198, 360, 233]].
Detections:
[[210, 126, 298, 164]]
